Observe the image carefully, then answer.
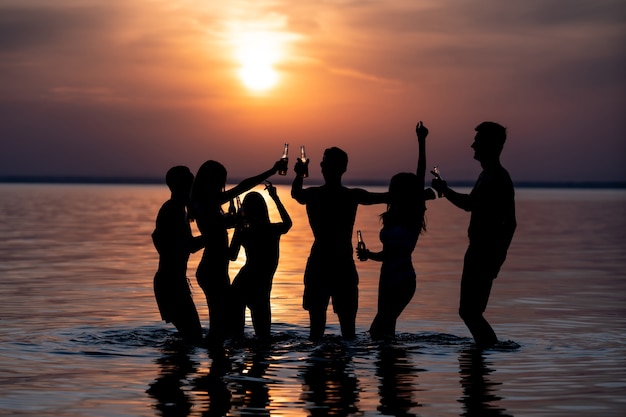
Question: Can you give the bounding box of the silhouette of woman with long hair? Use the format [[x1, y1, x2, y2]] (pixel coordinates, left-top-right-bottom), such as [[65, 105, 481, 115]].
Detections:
[[189, 159, 286, 346], [357, 122, 431, 340], [229, 182, 292, 340]]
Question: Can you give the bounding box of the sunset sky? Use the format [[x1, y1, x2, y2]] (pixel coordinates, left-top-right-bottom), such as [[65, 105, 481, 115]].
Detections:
[[1, 0, 624, 183]]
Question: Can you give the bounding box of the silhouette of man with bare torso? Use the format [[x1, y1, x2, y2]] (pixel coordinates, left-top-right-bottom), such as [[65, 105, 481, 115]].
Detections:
[[152, 166, 204, 344], [292, 147, 389, 341]]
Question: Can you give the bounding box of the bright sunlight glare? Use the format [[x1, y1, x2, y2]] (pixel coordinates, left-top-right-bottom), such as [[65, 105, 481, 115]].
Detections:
[[235, 31, 281, 91]]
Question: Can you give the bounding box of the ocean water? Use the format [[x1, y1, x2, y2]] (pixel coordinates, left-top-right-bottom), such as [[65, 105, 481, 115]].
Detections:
[[0, 183, 624, 417]]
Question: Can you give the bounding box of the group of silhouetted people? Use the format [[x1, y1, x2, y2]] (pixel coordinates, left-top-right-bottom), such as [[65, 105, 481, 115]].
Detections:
[[152, 121, 516, 350]]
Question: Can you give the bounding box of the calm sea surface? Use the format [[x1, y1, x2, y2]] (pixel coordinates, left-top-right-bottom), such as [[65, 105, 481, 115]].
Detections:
[[0, 183, 624, 416]]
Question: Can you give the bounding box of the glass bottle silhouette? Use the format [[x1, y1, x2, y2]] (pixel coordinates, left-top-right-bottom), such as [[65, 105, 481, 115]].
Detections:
[[431, 165, 443, 198], [278, 143, 289, 175], [227, 198, 238, 228], [299, 145, 309, 178], [357, 230, 367, 261], [234, 196, 246, 229]]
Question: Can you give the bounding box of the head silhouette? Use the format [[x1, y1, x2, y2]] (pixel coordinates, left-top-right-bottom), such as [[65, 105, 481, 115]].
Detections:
[[472, 122, 507, 163], [321, 147, 348, 182], [388, 172, 419, 204], [190, 160, 227, 207], [241, 192, 270, 226], [384, 172, 425, 231], [166, 166, 194, 196]]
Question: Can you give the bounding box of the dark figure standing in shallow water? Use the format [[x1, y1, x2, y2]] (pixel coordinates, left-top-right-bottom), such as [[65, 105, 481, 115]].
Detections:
[[357, 121, 433, 340], [229, 182, 292, 340], [431, 122, 516, 349], [292, 147, 389, 341], [189, 159, 286, 346], [152, 166, 205, 345]]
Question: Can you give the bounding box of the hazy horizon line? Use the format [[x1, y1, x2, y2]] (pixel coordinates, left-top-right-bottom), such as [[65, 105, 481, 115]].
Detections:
[[1, 175, 625, 189]]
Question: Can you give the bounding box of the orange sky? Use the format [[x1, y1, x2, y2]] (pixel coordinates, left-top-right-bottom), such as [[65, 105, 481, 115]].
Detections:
[[0, 0, 624, 183]]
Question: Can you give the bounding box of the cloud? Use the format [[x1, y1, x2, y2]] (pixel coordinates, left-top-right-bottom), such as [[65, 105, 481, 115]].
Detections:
[[0, 4, 109, 52], [0, 0, 623, 181], [0, 1, 233, 103]]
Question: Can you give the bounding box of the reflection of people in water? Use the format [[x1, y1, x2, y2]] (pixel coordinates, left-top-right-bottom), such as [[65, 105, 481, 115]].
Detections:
[[431, 122, 516, 349], [458, 349, 513, 417], [230, 349, 271, 415], [292, 147, 389, 341], [152, 166, 204, 345], [189, 159, 286, 346], [229, 183, 292, 340], [192, 348, 232, 415], [147, 343, 198, 416], [376, 344, 420, 416], [300, 341, 359, 416], [357, 122, 433, 340]]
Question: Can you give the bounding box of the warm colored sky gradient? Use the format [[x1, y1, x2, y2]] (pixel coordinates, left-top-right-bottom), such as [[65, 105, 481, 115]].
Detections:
[[1, 0, 624, 183]]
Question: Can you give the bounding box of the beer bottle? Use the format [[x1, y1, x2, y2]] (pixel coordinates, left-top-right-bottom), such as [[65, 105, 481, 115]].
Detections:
[[299, 145, 309, 178], [278, 143, 289, 175], [357, 230, 367, 261]]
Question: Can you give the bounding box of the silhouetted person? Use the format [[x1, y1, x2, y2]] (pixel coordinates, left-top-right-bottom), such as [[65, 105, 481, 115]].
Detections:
[[152, 166, 204, 345], [357, 122, 433, 340], [189, 159, 286, 347], [431, 122, 516, 349], [229, 182, 292, 340], [291, 147, 389, 341]]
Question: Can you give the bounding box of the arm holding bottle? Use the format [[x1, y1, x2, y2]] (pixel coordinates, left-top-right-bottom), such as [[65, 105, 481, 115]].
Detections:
[[223, 160, 287, 204], [356, 246, 384, 262], [291, 159, 307, 204], [431, 176, 473, 211]]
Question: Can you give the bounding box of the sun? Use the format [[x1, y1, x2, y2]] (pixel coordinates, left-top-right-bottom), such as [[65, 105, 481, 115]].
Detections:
[[238, 57, 278, 91], [234, 31, 281, 92]]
